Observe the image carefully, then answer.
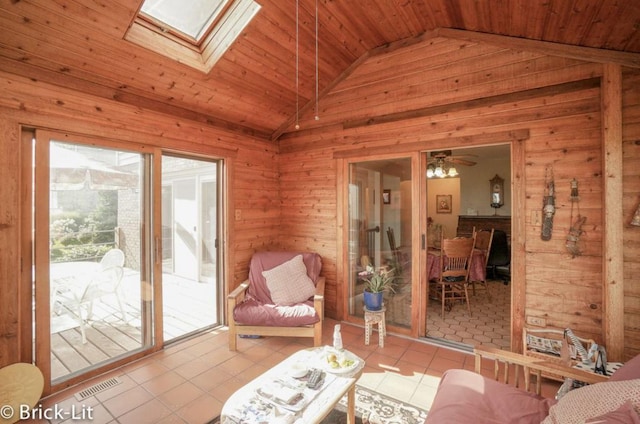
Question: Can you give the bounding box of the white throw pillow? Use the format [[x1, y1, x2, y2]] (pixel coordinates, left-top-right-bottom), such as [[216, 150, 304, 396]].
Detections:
[[263, 255, 316, 306]]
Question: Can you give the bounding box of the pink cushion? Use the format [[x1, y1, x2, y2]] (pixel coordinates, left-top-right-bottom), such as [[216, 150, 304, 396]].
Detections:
[[424, 369, 554, 424], [262, 255, 317, 305], [247, 252, 322, 304], [611, 354, 640, 382], [233, 298, 320, 326], [585, 401, 640, 424]]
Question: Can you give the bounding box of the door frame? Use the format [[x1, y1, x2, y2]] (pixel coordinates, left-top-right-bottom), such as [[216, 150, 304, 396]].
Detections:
[[335, 131, 528, 349]]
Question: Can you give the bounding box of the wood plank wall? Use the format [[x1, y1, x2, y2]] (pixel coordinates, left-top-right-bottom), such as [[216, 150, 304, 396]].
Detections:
[[623, 69, 640, 361], [279, 36, 639, 359], [0, 70, 279, 366], [0, 35, 638, 365]]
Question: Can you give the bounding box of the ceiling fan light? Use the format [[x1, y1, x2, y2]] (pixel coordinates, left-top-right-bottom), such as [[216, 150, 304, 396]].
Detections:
[[434, 166, 444, 177], [426, 166, 435, 178], [448, 167, 458, 177]]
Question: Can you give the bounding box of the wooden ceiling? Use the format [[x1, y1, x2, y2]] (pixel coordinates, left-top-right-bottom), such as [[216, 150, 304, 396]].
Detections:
[[1, 1, 639, 142]]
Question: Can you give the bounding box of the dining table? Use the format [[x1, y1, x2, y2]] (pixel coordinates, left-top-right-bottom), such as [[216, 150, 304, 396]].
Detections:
[[427, 248, 487, 282]]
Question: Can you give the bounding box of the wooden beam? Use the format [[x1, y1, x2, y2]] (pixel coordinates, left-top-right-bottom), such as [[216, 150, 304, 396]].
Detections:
[[511, 136, 526, 353], [343, 78, 601, 130], [271, 49, 372, 141], [333, 129, 530, 159], [272, 30, 441, 141], [601, 64, 624, 362], [437, 28, 640, 69]]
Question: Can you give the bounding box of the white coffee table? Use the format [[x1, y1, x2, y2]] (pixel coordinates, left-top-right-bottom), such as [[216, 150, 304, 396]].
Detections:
[[221, 347, 364, 423]]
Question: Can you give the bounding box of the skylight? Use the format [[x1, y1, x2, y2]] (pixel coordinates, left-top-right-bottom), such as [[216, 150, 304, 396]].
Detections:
[[127, 0, 261, 73], [140, 0, 227, 43]]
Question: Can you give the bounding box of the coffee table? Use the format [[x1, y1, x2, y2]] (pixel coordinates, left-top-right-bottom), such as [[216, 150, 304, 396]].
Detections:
[[221, 347, 364, 423]]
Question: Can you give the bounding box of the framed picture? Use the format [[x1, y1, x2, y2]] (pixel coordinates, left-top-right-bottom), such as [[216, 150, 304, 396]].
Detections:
[[436, 194, 452, 214], [382, 189, 391, 204]]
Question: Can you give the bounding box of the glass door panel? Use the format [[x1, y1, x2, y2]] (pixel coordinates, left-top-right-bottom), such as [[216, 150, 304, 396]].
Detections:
[[161, 155, 220, 342], [347, 158, 413, 329], [34, 136, 151, 387]]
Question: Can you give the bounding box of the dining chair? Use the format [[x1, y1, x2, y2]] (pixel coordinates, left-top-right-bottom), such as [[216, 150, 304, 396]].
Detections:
[[471, 227, 494, 300], [433, 234, 476, 317]]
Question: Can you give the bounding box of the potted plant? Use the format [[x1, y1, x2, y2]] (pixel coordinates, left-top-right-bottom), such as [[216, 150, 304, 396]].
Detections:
[[359, 266, 396, 311]]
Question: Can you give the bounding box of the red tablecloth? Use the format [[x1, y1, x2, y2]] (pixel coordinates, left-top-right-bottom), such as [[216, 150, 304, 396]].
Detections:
[[427, 250, 486, 282]]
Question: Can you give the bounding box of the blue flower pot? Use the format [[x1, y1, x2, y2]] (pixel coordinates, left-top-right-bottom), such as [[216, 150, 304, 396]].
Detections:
[[363, 290, 383, 311]]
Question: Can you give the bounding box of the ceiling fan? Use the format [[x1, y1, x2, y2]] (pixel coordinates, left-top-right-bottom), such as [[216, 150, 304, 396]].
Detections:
[[427, 150, 477, 178]]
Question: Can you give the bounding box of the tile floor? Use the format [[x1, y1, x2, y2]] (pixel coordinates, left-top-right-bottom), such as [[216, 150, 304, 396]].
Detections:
[[36, 318, 557, 424], [426, 279, 511, 350]]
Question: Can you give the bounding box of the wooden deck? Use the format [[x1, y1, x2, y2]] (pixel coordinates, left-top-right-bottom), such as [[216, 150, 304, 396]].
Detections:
[[50, 269, 220, 382]]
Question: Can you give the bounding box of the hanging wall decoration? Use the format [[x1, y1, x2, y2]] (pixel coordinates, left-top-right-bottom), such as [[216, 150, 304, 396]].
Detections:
[[541, 165, 555, 241], [566, 178, 586, 257]]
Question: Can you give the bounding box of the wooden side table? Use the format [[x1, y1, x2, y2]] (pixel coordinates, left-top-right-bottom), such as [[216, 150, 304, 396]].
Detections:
[[364, 305, 386, 347]]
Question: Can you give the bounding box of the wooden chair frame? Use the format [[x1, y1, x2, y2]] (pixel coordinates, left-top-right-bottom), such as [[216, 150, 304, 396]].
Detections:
[[432, 234, 476, 317], [227, 277, 325, 351], [474, 345, 608, 396], [471, 227, 494, 300]]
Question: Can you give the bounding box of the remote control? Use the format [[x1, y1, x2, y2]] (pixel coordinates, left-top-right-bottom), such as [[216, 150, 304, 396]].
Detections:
[[307, 368, 324, 389]]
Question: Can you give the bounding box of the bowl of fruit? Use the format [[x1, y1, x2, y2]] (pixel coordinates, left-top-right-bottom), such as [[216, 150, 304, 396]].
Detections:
[[323, 349, 359, 374]]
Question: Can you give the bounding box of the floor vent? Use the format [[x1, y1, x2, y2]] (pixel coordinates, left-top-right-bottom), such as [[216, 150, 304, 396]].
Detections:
[[74, 376, 121, 400]]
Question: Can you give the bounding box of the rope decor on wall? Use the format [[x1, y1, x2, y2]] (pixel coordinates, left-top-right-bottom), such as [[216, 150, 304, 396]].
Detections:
[[541, 165, 555, 241], [566, 178, 586, 257]]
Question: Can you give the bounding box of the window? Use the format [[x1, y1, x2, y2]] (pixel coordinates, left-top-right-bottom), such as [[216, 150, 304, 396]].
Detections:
[[127, 0, 261, 73], [140, 0, 229, 43]]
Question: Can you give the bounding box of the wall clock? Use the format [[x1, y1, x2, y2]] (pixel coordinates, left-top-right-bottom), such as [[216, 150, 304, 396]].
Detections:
[[490, 174, 504, 209]]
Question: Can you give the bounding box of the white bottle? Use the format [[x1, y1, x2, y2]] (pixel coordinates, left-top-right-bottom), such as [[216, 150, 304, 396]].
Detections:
[[333, 324, 343, 350]]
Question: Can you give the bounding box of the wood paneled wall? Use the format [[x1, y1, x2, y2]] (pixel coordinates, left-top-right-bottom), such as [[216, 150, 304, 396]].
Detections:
[[622, 69, 640, 361], [0, 70, 279, 366], [279, 36, 639, 359], [0, 34, 638, 366]]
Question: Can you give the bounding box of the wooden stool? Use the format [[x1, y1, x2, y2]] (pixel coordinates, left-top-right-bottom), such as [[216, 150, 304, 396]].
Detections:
[[364, 305, 386, 347]]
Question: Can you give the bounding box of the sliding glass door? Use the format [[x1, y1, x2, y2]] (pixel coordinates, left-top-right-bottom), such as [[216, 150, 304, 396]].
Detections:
[[161, 155, 221, 342], [28, 132, 225, 394], [33, 132, 151, 389], [346, 157, 414, 330]]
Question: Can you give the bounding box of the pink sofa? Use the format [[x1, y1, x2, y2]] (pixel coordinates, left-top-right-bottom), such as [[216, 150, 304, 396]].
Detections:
[[425, 348, 640, 424]]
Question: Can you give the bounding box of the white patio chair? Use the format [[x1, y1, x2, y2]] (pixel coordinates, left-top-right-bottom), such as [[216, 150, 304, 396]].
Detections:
[[71, 265, 125, 344], [100, 248, 124, 269]]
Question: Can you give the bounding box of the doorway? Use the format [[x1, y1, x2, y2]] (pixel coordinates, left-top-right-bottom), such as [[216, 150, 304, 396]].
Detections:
[[424, 145, 512, 350]]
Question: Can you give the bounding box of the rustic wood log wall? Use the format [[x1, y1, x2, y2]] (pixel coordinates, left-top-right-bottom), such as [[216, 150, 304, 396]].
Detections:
[[0, 70, 279, 366], [279, 36, 639, 359]]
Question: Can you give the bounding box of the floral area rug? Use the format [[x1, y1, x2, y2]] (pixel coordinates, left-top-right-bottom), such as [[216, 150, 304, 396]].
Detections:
[[209, 385, 428, 424], [321, 385, 428, 424]]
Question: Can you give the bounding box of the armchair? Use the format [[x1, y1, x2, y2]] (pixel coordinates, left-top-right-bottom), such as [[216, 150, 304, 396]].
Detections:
[[227, 252, 325, 351]]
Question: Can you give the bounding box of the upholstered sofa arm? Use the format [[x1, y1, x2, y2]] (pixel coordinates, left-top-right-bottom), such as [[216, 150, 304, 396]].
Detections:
[[474, 345, 609, 395]]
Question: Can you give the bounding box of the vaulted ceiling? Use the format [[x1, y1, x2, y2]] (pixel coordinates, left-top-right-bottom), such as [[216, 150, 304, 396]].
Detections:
[[1, 1, 639, 141]]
